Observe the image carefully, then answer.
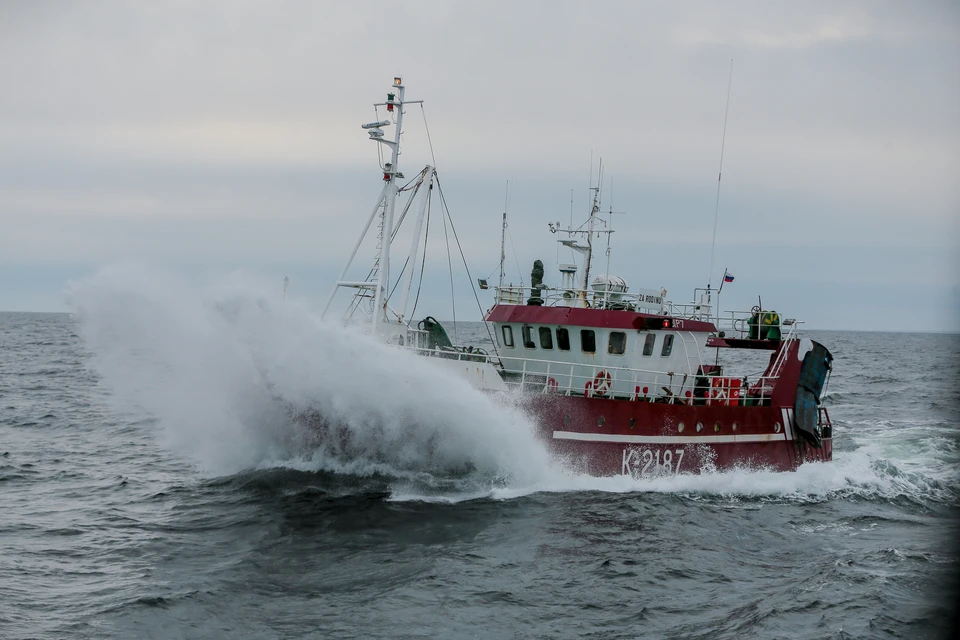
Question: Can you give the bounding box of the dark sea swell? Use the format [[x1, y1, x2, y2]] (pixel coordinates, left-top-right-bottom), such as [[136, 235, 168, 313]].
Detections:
[[1, 278, 958, 639]]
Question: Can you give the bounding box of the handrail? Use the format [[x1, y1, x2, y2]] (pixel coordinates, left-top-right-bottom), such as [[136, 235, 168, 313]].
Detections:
[[411, 345, 786, 404], [714, 310, 803, 340], [494, 284, 668, 312], [492, 285, 727, 323]]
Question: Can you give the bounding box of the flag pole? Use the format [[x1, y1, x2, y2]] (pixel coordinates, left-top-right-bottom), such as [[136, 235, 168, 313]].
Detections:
[[716, 268, 727, 328]]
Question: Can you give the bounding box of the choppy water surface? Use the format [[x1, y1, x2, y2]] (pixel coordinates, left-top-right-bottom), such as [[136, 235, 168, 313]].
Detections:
[[1, 271, 958, 639]]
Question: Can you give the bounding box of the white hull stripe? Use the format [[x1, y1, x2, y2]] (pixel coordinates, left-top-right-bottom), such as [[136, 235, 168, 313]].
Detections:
[[552, 430, 788, 444], [781, 407, 795, 441]]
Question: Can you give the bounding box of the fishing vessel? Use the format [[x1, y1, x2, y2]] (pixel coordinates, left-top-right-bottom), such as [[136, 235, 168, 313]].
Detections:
[[322, 77, 834, 477]]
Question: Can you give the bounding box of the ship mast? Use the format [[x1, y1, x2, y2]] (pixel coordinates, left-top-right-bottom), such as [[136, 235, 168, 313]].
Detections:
[[322, 77, 426, 334], [373, 78, 406, 335]]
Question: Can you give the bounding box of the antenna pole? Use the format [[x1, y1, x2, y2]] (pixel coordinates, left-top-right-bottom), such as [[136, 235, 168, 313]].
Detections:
[[603, 176, 613, 307], [583, 160, 601, 294], [708, 59, 733, 295], [499, 180, 508, 291]]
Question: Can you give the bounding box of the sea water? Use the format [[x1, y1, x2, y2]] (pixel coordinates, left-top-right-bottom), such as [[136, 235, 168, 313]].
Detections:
[[1, 267, 957, 639]]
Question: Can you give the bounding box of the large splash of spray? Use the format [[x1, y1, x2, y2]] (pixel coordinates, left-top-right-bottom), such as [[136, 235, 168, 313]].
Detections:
[[67, 265, 555, 492]]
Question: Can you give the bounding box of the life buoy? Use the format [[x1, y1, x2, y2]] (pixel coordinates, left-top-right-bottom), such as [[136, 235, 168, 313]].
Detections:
[[593, 370, 612, 396], [547, 377, 559, 393]]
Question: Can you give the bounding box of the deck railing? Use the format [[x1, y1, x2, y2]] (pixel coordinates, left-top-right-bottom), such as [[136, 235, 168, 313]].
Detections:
[[493, 285, 728, 323], [714, 310, 802, 341], [818, 406, 833, 434], [494, 285, 668, 314], [411, 346, 785, 405], [491, 287, 805, 341]]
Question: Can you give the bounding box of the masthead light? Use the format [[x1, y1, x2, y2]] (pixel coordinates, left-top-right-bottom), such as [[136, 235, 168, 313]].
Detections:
[[393, 77, 402, 85]]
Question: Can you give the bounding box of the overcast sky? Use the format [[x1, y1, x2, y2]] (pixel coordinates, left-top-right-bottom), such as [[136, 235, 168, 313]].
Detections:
[[1, 1, 958, 331]]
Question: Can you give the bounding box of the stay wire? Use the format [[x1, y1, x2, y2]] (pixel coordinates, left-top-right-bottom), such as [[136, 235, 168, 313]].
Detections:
[[708, 59, 733, 289], [346, 172, 425, 321], [439, 182, 458, 345], [420, 105, 438, 168], [390, 170, 427, 242], [506, 227, 524, 286], [387, 256, 411, 301], [410, 196, 431, 322], [385, 171, 433, 313], [436, 176, 500, 358]]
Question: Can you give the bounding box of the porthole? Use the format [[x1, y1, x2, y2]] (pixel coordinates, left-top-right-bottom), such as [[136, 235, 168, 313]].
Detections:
[[564, 414, 571, 426], [678, 422, 685, 433], [732, 422, 739, 431], [629, 418, 636, 429], [598, 416, 606, 427], [774, 422, 782, 433], [714, 422, 721, 432], [696, 422, 704, 433]]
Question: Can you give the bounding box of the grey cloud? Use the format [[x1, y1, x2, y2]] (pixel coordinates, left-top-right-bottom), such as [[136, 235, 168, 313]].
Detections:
[[0, 1, 957, 329]]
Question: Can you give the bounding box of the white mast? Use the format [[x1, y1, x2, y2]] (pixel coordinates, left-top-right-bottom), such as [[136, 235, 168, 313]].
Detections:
[[372, 78, 406, 334], [322, 77, 425, 334]]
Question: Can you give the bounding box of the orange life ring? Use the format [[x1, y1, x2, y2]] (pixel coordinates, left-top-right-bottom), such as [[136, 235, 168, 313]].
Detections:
[[593, 370, 612, 396]]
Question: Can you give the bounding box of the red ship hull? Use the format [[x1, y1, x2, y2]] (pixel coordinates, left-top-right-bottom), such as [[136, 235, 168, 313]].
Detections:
[[523, 394, 832, 476]]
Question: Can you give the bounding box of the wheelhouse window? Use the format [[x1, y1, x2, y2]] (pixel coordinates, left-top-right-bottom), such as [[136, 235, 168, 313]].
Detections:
[[580, 329, 596, 353], [642, 333, 656, 356], [501, 325, 514, 348], [661, 334, 674, 357], [557, 327, 571, 351], [608, 331, 626, 355], [538, 327, 553, 350], [522, 325, 536, 349]]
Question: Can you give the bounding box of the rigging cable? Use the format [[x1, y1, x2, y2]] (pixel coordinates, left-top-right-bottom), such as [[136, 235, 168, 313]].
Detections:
[[390, 169, 428, 241], [416, 105, 500, 354], [436, 176, 500, 358], [439, 179, 458, 345], [409, 196, 431, 321], [347, 173, 423, 319], [708, 58, 734, 290], [346, 174, 424, 320], [420, 105, 438, 168], [506, 227, 524, 286], [387, 256, 411, 302]]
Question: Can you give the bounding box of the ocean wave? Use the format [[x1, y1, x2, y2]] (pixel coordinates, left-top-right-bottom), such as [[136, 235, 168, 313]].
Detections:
[[68, 265, 553, 488]]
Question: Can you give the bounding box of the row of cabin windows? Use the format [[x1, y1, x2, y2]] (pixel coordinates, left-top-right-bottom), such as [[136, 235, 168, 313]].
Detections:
[[501, 326, 674, 357]]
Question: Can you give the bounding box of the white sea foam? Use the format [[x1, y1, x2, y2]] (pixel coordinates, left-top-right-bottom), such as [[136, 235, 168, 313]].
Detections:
[[484, 445, 936, 503], [68, 265, 954, 504], [67, 264, 554, 487]]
